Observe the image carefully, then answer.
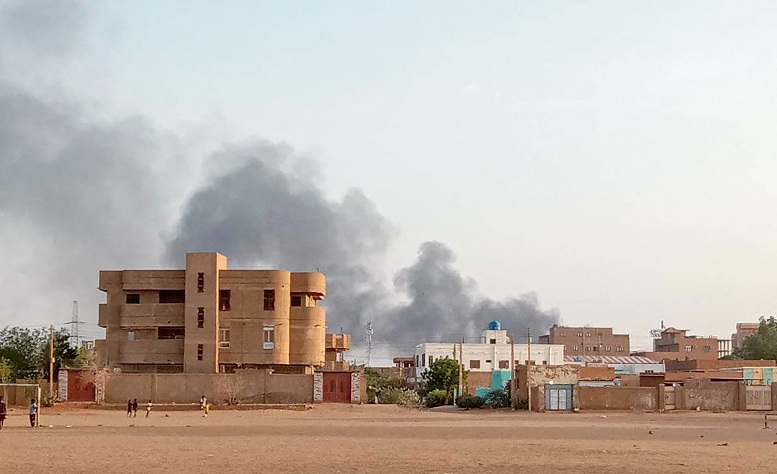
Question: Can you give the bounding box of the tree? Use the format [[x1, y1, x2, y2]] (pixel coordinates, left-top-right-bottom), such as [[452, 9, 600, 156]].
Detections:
[[0, 327, 46, 380], [733, 317, 777, 361], [422, 358, 466, 404], [365, 368, 402, 403], [0, 326, 78, 382], [43, 330, 79, 381], [0, 358, 12, 383]]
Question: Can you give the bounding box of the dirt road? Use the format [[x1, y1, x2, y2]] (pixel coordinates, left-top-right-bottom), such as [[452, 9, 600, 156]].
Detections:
[[0, 404, 773, 473]]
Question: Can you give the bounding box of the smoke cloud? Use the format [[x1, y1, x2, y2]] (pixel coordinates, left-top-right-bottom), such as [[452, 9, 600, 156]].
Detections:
[[166, 146, 560, 344], [1, 0, 559, 349]]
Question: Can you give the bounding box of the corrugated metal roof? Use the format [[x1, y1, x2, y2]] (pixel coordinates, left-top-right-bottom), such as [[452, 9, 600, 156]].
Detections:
[[564, 355, 661, 364]]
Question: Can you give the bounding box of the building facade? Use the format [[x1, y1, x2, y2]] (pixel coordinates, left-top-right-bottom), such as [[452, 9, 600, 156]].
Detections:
[[732, 323, 760, 351], [413, 322, 565, 382], [635, 327, 726, 361], [538, 325, 630, 357], [96, 252, 349, 374]]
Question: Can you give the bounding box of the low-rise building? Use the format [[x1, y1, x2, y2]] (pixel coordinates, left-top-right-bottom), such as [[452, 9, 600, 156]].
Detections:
[[414, 321, 565, 394], [96, 252, 350, 374], [732, 323, 760, 350], [539, 325, 629, 357], [634, 327, 729, 361]]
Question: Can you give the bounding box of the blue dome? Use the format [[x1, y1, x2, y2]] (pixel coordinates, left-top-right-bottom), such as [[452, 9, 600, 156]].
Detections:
[[488, 320, 501, 330]]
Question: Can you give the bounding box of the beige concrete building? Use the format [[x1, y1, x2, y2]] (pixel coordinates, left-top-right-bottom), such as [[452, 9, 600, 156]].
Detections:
[[96, 252, 349, 374]]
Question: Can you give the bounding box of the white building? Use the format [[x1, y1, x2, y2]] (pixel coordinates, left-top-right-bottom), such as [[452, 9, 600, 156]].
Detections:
[[413, 322, 565, 380]]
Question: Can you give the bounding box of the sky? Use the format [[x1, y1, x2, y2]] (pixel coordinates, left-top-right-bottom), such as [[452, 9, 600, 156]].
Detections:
[[2, 0, 777, 360]]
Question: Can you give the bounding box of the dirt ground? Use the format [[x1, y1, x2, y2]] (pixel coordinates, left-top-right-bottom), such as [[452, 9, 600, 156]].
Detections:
[[1, 404, 775, 473]]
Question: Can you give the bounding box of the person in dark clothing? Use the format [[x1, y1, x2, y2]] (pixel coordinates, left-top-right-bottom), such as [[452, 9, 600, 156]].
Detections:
[[0, 395, 7, 430], [131, 399, 138, 418], [127, 399, 133, 418]]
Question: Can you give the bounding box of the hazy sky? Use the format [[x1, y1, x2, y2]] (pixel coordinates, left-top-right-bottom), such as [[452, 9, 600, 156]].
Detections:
[[3, 1, 777, 353]]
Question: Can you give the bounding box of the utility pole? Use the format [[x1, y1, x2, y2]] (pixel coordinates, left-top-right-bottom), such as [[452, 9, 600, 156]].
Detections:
[[458, 337, 464, 399], [527, 327, 532, 413], [49, 325, 55, 399], [510, 333, 515, 409]]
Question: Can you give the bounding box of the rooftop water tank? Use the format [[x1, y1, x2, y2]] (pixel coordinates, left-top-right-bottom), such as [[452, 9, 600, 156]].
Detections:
[[488, 320, 501, 331]]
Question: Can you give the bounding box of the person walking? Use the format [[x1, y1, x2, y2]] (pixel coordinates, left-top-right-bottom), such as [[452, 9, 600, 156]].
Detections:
[[200, 395, 209, 417], [145, 399, 153, 418], [0, 395, 7, 430], [126, 399, 133, 418], [29, 398, 37, 428], [131, 399, 138, 418]]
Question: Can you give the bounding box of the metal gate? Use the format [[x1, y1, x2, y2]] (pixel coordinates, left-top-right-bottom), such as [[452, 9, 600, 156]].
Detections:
[[746, 385, 771, 411], [545, 384, 573, 411], [322, 372, 352, 403], [67, 370, 96, 402], [664, 386, 676, 410]]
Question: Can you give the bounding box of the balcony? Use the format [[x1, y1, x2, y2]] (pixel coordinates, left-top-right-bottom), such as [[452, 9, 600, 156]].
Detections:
[[120, 304, 185, 328], [325, 333, 350, 351]]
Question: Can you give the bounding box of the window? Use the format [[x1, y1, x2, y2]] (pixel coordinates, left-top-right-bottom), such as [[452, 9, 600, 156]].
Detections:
[[159, 290, 185, 304], [469, 360, 481, 369], [127, 331, 135, 341], [197, 344, 204, 361], [126, 293, 140, 304], [542, 360, 548, 365], [616, 345, 624, 352], [560, 332, 567, 337], [428, 355, 433, 367], [197, 273, 204, 293], [586, 346, 592, 352], [263, 325, 275, 349], [573, 345, 579, 351], [490, 338, 497, 344], [263, 289, 275, 311], [498, 360, 509, 369], [605, 345, 611, 352], [586, 332, 592, 337], [703, 346, 711, 353], [421, 353, 425, 367], [219, 328, 230, 349], [219, 290, 231, 311], [592, 346, 599, 352], [197, 307, 204, 328], [485, 359, 492, 363], [685, 345, 693, 352], [291, 295, 302, 307], [158, 327, 185, 340], [577, 332, 583, 337], [416, 354, 420, 367]]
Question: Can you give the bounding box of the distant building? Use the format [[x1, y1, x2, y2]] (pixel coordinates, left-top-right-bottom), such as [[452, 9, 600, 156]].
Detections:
[[414, 321, 565, 396], [633, 327, 729, 361], [96, 252, 350, 374], [732, 323, 760, 351], [393, 357, 417, 389], [539, 325, 629, 357]]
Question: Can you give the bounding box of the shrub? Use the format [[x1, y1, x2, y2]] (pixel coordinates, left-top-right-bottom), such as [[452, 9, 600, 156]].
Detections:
[[456, 395, 485, 409], [484, 387, 511, 408], [512, 397, 529, 410], [425, 389, 448, 408], [379, 387, 402, 404], [397, 389, 421, 407]]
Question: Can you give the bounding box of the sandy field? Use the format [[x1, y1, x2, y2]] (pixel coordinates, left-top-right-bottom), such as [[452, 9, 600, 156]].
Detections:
[[1, 404, 776, 473]]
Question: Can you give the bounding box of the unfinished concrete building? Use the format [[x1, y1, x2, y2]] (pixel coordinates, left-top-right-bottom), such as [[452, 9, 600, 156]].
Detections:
[[96, 252, 350, 374]]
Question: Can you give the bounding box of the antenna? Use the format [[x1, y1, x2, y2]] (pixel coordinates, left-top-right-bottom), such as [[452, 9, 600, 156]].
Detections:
[[365, 322, 373, 367]]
